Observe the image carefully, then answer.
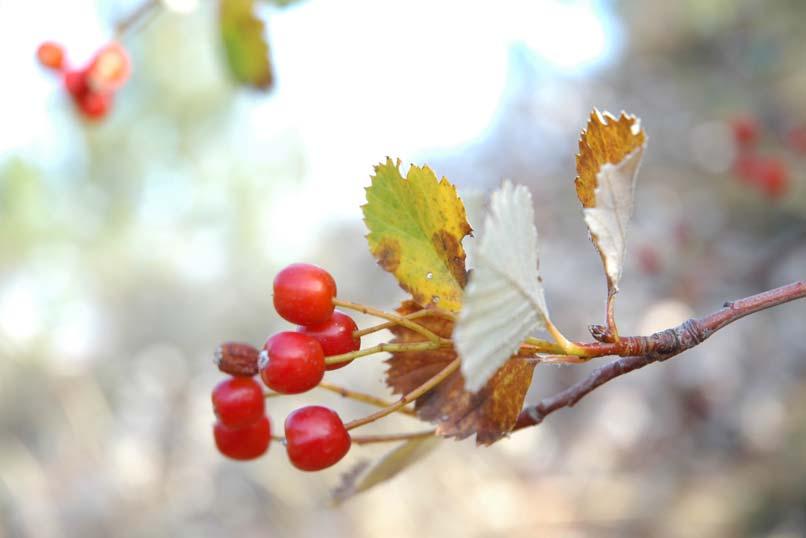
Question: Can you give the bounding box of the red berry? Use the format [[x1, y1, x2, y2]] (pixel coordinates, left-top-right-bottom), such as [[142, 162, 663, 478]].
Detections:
[[259, 332, 325, 394], [63, 69, 88, 98], [77, 91, 112, 120], [213, 416, 271, 460], [297, 311, 360, 370], [212, 377, 265, 428], [87, 42, 131, 93], [284, 406, 351, 471], [730, 116, 759, 147], [37, 42, 65, 70], [273, 263, 336, 325]]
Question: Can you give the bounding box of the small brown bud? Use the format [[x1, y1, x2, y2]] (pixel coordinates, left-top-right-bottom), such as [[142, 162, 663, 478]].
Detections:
[[214, 342, 260, 377]]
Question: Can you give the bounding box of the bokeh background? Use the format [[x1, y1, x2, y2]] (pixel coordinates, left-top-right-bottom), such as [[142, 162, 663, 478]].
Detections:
[[2, 0, 806, 536]]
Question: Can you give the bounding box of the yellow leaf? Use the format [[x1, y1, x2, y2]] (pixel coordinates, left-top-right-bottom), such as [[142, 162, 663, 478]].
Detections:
[[575, 109, 647, 291], [220, 0, 273, 90], [363, 158, 472, 312], [575, 109, 645, 208]]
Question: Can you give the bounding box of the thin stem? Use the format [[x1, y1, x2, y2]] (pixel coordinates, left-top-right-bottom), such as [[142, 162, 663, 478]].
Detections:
[[317, 382, 416, 417], [350, 430, 436, 445], [521, 337, 568, 355], [353, 308, 455, 338], [606, 287, 620, 341], [514, 280, 806, 431], [334, 298, 442, 344], [544, 318, 588, 356], [115, 0, 161, 39], [344, 358, 461, 431], [324, 341, 444, 366]]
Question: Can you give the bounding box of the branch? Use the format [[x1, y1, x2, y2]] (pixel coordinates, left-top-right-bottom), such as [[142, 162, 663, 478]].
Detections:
[[115, 0, 161, 39], [513, 280, 806, 431]]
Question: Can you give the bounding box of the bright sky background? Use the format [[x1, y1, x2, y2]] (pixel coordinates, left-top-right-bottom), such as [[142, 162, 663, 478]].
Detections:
[[0, 0, 621, 361]]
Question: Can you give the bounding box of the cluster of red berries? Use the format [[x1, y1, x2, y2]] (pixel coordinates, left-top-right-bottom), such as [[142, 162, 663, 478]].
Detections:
[[36, 41, 131, 120], [212, 263, 357, 471], [729, 116, 791, 200]]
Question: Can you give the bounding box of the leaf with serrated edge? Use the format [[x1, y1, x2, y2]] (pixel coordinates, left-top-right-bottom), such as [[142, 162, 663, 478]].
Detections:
[[387, 301, 535, 445], [332, 437, 440, 504], [575, 109, 646, 290], [583, 147, 644, 287], [363, 158, 472, 312], [220, 0, 273, 90], [454, 180, 549, 393]]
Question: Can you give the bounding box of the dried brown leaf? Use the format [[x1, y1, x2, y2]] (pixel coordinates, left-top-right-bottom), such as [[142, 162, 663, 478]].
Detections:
[[386, 301, 535, 445]]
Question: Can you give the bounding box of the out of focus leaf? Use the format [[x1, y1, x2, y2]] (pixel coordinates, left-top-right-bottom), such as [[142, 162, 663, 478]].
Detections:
[[219, 0, 273, 90], [386, 301, 535, 445], [332, 436, 440, 504], [363, 158, 472, 312], [575, 109, 646, 290], [454, 180, 549, 392]]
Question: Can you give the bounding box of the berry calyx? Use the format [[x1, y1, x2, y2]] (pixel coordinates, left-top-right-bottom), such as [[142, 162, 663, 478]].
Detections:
[[213, 416, 271, 460], [298, 310, 360, 370], [215, 342, 260, 377], [284, 406, 351, 471], [212, 376, 265, 428], [259, 332, 325, 394], [37, 42, 65, 70], [273, 263, 336, 325]]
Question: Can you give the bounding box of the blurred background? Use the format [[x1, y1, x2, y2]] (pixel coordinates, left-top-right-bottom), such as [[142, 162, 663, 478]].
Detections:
[[2, 0, 806, 536]]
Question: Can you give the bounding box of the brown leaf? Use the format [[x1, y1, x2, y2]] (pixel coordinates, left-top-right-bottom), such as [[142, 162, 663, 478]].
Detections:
[[575, 109, 646, 208], [386, 301, 535, 445]]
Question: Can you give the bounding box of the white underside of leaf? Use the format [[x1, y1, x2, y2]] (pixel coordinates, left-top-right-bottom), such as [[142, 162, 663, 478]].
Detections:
[[583, 146, 645, 290], [455, 180, 549, 393]]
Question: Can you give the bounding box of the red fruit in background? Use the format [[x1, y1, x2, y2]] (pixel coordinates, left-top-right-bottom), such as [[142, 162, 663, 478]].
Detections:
[[63, 69, 88, 98], [273, 263, 337, 326], [213, 416, 271, 460], [754, 158, 790, 199], [259, 332, 325, 394], [637, 245, 662, 275], [87, 42, 131, 93], [284, 406, 351, 471], [77, 91, 112, 120], [297, 311, 360, 370], [786, 125, 806, 154], [212, 377, 265, 428], [37, 41, 65, 70], [730, 116, 759, 147]]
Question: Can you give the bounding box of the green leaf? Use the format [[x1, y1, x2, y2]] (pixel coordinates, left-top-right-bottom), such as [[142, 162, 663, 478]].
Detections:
[[219, 0, 273, 90], [332, 436, 440, 504], [363, 158, 472, 313]]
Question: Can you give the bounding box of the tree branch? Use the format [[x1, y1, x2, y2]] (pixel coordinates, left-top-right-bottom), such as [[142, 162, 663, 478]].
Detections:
[[513, 280, 806, 431]]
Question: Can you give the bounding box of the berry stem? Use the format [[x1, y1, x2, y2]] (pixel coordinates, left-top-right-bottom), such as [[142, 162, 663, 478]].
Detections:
[[324, 341, 444, 366], [115, 0, 161, 39], [333, 298, 443, 344], [353, 308, 455, 339], [317, 382, 417, 417], [350, 430, 436, 445], [343, 358, 461, 431]]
